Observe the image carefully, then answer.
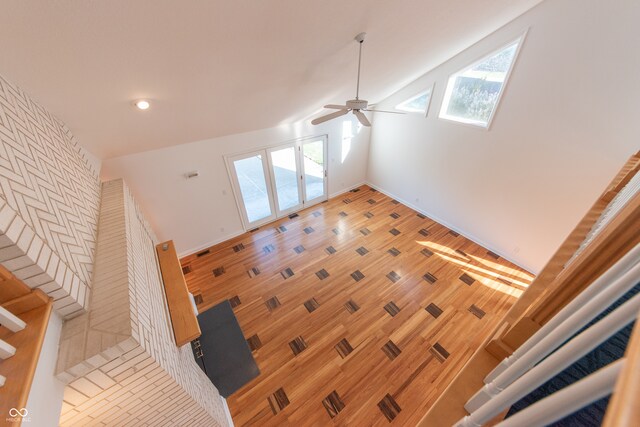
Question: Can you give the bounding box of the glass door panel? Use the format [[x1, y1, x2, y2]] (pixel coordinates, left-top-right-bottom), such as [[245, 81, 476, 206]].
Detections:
[[230, 153, 275, 227], [301, 138, 327, 204], [267, 144, 303, 215]]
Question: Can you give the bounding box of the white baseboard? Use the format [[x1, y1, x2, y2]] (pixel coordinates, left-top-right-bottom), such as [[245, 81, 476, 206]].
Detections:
[[364, 181, 534, 274], [221, 397, 235, 427]]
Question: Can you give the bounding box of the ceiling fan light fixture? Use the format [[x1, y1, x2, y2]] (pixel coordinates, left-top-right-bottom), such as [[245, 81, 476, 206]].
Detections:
[[312, 32, 404, 127]]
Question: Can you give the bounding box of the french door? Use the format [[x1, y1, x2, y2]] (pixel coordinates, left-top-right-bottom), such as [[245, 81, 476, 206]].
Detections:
[[227, 136, 328, 229]]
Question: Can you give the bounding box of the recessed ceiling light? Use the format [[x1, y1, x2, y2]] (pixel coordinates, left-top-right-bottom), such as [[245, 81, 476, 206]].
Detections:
[[134, 100, 150, 110]]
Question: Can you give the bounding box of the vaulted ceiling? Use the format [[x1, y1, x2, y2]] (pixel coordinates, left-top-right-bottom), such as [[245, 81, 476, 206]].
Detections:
[[0, 0, 542, 158]]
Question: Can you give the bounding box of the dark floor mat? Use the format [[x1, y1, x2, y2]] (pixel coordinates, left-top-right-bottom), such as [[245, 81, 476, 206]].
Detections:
[[192, 300, 260, 397]]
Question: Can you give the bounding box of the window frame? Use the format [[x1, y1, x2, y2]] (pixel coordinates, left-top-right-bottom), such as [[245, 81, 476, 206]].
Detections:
[[438, 31, 527, 130], [395, 83, 435, 117]]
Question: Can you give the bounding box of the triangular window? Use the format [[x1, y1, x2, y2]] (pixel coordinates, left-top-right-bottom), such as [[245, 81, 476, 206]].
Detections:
[[395, 86, 433, 114], [439, 36, 523, 127]]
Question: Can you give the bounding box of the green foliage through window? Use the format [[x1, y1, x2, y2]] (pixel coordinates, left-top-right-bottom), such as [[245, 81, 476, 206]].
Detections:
[[440, 39, 521, 127]]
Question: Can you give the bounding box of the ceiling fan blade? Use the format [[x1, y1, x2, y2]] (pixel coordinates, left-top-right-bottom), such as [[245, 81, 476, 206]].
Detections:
[[353, 110, 371, 127], [311, 109, 349, 125], [363, 109, 406, 115], [324, 104, 349, 110]]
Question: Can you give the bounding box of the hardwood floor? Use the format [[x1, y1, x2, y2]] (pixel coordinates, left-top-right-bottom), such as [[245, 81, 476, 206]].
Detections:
[[181, 185, 533, 426]]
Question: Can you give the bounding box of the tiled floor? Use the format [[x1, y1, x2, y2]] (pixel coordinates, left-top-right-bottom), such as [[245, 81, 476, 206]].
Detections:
[[181, 185, 533, 426]]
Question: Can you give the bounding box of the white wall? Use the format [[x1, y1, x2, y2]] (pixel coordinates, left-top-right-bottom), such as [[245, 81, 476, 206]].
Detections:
[[25, 312, 66, 426], [102, 116, 370, 256], [367, 0, 640, 273]]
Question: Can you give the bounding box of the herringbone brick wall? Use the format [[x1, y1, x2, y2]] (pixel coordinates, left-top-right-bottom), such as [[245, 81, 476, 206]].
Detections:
[[56, 180, 227, 426], [0, 74, 100, 318]]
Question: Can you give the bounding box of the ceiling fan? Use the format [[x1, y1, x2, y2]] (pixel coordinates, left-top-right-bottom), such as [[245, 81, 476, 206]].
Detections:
[[312, 32, 404, 127]]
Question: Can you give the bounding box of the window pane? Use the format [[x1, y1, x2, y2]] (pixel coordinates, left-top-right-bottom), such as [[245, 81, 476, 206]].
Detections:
[[270, 146, 300, 211], [396, 87, 433, 114], [302, 140, 324, 201], [440, 40, 520, 126], [233, 155, 272, 223]]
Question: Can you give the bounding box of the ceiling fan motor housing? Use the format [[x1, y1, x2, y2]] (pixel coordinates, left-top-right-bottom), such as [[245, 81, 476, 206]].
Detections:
[[346, 99, 368, 110]]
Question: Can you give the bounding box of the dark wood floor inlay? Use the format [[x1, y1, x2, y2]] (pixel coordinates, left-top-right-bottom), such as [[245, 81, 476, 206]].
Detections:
[[293, 245, 305, 254], [356, 246, 369, 256], [278, 225, 287, 232], [247, 334, 262, 351], [425, 303, 443, 318], [182, 265, 192, 275], [350, 188, 360, 192], [455, 249, 470, 259], [382, 340, 402, 361], [469, 304, 486, 319], [232, 243, 245, 252], [417, 213, 427, 219], [332, 228, 341, 235], [322, 390, 346, 418], [420, 248, 434, 257], [193, 294, 203, 305], [304, 226, 315, 234], [351, 270, 365, 282], [229, 295, 241, 308], [378, 393, 401, 422], [196, 249, 210, 257], [339, 211, 348, 217], [267, 387, 290, 415], [364, 212, 374, 219], [289, 336, 308, 356], [263, 244, 276, 253], [389, 228, 401, 236], [345, 300, 360, 314], [360, 228, 371, 236], [448, 230, 460, 237], [343, 198, 352, 204], [418, 228, 430, 237], [265, 296, 281, 312], [423, 272, 438, 284], [248, 227, 260, 233], [325, 246, 337, 254], [312, 211, 322, 217], [388, 247, 401, 257], [281, 267, 295, 279], [335, 338, 354, 358], [460, 273, 476, 286], [316, 269, 330, 280], [384, 301, 401, 316], [386, 271, 401, 283], [247, 267, 261, 278], [487, 250, 500, 259], [391, 199, 400, 204], [390, 212, 400, 219], [367, 199, 377, 204], [212, 266, 226, 277], [430, 342, 450, 362], [288, 212, 299, 219], [304, 298, 320, 313]]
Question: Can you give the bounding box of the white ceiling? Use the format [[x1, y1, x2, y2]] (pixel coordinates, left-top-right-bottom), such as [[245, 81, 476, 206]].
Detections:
[[0, 0, 543, 159]]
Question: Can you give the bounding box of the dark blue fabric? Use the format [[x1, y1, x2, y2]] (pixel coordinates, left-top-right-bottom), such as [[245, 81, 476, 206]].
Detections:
[[505, 282, 640, 426]]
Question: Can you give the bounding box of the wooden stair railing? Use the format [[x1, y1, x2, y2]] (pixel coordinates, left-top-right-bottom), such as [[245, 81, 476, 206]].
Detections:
[[0, 264, 53, 423], [602, 306, 640, 427], [419, 150, 640, 426]]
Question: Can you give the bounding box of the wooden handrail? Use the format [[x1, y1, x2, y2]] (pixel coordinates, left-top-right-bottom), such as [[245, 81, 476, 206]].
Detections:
[[603, 307, 640, 427], [0, 264, 53, 420], [419, 151, 640, 426], [156, 240, 201, 347]]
